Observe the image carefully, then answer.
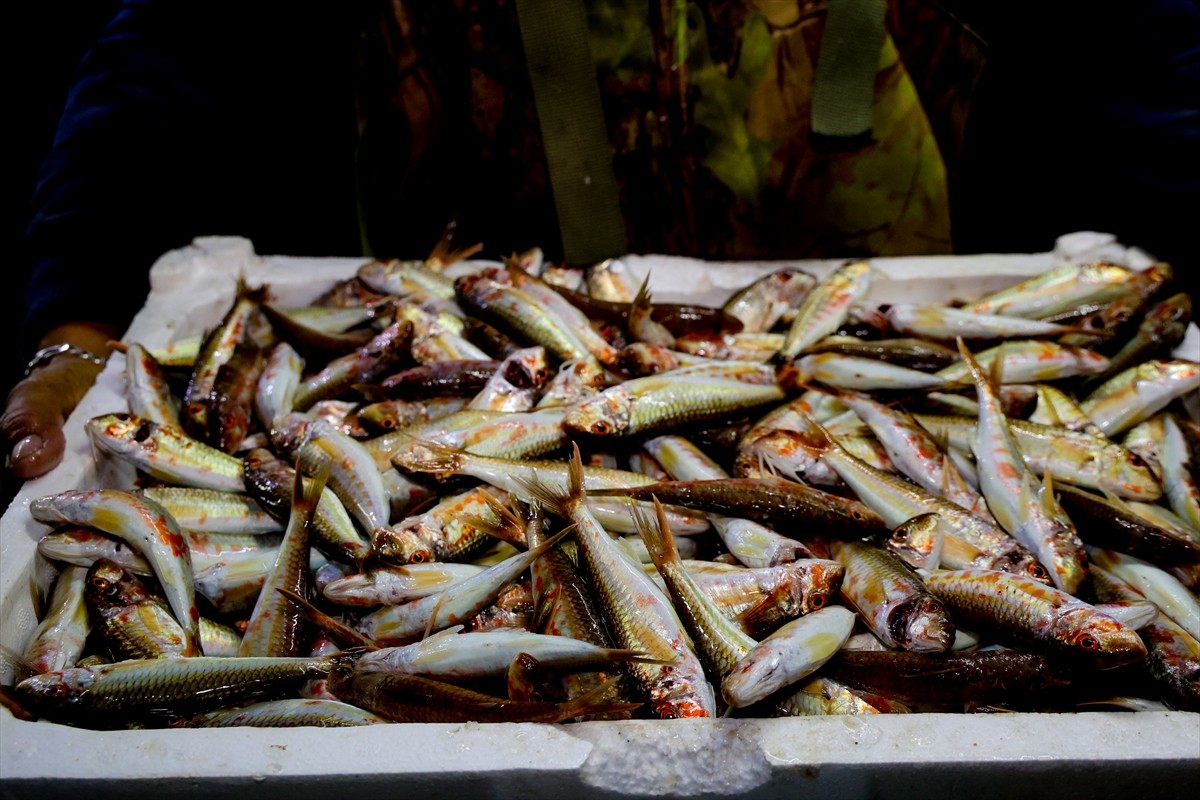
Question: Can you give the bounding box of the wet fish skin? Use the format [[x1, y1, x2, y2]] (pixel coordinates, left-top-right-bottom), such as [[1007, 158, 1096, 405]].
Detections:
[[183, 280, 270, 438], [563, 371, 783, 438], [16, 655, 339, 717], [190, 698, 389, 728], [1080, 359, 1200, 438], [1053, 483, 1200, 566], [588, 477, 889, 541], [914, 413, 1162, 502], [29, 489, 202, 656], [519, 446, 717, 719], [823, 648, 1071, 712], [830, 540, 955, 653], [86, 413, 245, 493], [925, 568, 1147, 669], [22, 567, 91, 675], [86, 559, 192, 659], [723, 268, 816, 333], [722, 605, 856, 708], [123, 342, 181, 428], [779, 261, 873, 360], [139, 487, 281, 535], [328, 669, 637, 723], [254, 341, 304, 435], [291, 320, 414, 412], [237, 466, 321, 658], [1080, 292, 1192, 391], [956, 339, 1088, 594], [1091, 566, 1200, 712], [242, 447, 370, 564]]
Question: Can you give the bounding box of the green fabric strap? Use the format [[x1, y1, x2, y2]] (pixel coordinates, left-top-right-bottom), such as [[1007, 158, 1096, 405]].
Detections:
[[810, 0, 888, 140], [515, 0, 626, 265]]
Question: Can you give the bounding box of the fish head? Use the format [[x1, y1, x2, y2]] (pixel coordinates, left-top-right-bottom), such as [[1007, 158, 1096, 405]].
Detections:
[[999, 552, 1054, 586], [1051, 605, 1149, 669], [16, 668, 96, 709], [887, 514, 946, 571], [618, 344, 678, 376], [270, 412, 312, 457], [789, 559, 846, 614], [355, 258, 406, 293], [1095, 443, 1165, 501], [86, 412, 155, 458], [85, 558, 149, 610], [649, 675, 716, 720], [389, 441, 466, 480], [372, 523, 434, 566], [505, 347, 551, 390], [893, 596, 956, 653], [1067, 346, 1111, 374], [563, 388, 632, 437]]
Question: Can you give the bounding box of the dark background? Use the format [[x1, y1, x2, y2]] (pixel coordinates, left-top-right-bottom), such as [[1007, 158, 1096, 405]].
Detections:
[[2, 1, 122, 509], [3, 1, 1196, 511]]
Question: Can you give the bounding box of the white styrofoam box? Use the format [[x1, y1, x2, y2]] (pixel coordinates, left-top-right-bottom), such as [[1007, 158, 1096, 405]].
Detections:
[[2, 235, 1197, 799]]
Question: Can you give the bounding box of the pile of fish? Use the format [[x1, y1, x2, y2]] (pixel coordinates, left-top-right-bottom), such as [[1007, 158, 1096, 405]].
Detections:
[[8, 251, 1200, 729]]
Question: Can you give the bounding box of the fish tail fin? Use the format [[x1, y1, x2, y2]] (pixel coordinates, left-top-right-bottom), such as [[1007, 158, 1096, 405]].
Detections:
[[955, 338, 986, 385], [463, 492, 528, 549], [509, 443, 588, 514], [939, 453, 974, 501], [0, 645, 39, 681], [276, 587, 378, 651], [633, 495, 680, 575], [631, 273, 654, 316], [522, 525, 574, 563], [1037, 468, 1057, 516], [390, 439, 468, 479], [553, 676, 643, 722], [789, 412, 838, 454], [567, 442, 586, 503], [298, 459, 332, 513], [426, 221, 483, 270]]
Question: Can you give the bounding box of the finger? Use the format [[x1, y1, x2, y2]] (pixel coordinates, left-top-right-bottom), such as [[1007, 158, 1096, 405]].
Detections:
[[1, 383, 69, 480], [2, 360, 105, 480]]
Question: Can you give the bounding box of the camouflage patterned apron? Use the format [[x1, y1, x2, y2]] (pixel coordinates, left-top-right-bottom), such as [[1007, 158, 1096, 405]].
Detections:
[[354, 0, 962, 263]]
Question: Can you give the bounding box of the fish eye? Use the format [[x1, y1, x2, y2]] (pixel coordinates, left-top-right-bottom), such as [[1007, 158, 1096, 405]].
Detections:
[[851, 510, 866, 521], [114, 413, 131, 422], [892, 529, 908, 541], [592, 420, 610, 435], [1028, 563, 1049, 580], [1077, 634, 1100, 651], [379, 419, 396, 430], [1128, 453, 1147, 468], [409, 551, 429, 564], [221, 415, 235, 430], [923, 600, 943, 614], [134, 424, 154, 443], [809, 593, 827, 609]]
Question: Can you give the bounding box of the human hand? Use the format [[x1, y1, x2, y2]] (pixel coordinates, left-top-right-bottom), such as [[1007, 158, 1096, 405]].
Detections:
[[1, 323, 117, 480]]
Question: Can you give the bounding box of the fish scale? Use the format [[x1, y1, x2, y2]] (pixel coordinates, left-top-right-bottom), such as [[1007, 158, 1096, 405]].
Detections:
[[16, 656, 337, 715], [925, 568, 1147, 669], [957, 340, 1088, 594]]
